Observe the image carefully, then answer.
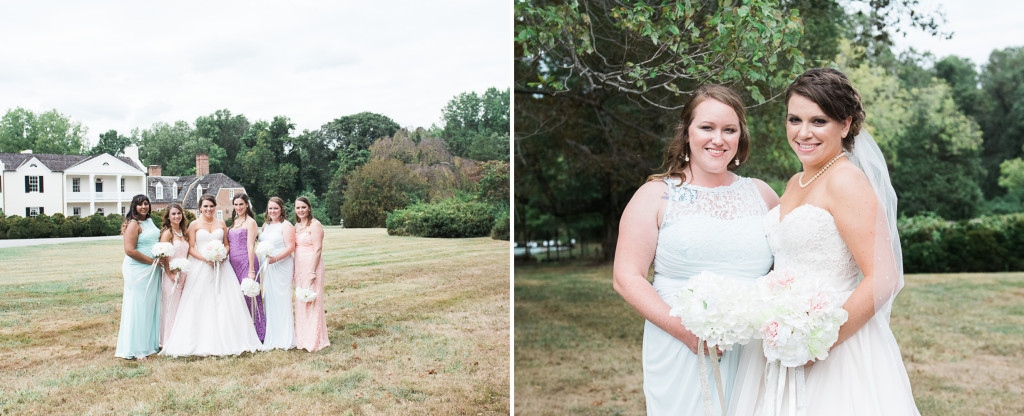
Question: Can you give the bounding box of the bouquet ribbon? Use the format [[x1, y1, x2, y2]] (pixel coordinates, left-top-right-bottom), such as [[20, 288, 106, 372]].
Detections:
[[134, 257, 163, 302], [761, 361, 807, 416], [695, 339, 726, 416]]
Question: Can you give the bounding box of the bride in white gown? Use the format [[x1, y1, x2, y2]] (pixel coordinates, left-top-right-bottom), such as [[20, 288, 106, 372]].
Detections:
[[161, 195, 264, 357], [729, 68, 919, 415]]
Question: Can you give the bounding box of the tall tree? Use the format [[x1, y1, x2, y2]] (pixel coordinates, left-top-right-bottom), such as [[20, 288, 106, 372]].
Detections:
[[977, 47, 1024, 197], [194, 109, 250, 179], [441, 87, 510, 161], [138, 121, 227, 176], [89, 129, 136, 156], [236, 116, 298, 211], [319, 112, 402, 222], [0, 108, 89, 154]]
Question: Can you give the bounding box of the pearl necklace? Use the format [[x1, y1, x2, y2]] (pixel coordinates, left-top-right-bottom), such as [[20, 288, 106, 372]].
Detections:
[[799, 152, 846, 188]]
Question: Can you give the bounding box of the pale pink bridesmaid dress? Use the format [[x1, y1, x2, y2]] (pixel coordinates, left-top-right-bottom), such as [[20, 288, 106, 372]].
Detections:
[[159, 238, 189, 345], [293, 226, 329, 351]]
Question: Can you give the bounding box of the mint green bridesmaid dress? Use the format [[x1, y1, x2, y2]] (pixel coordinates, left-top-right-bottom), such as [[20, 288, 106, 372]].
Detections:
[[115, 218, 162, 359]]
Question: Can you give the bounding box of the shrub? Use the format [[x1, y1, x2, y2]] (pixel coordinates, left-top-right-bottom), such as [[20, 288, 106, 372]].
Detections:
[[386, 198, 494, 238], [490, 210, 510, 240]]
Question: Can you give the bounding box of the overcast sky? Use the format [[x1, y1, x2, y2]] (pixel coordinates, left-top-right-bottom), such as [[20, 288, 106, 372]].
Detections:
[[0, 1, 511, 146], [891, 0, 1024, 68]]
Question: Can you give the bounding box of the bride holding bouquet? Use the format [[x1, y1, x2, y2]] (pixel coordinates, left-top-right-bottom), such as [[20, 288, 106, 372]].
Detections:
[[161, 194, 263, 356]]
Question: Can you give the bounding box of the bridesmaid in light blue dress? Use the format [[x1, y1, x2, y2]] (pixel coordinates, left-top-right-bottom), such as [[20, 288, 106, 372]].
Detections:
[[115, 194, 162, 360], [259, 197, 296, 350], [613, 85, 778, 415]]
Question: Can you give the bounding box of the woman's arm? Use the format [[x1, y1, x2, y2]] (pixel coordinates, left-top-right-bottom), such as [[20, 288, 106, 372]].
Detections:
[[826, 163, 883, 347], [245, 218, 258, 278], [612, 181, 708, 355], [159, 229, 173, 272], [270, 222, 297, 264], [308, 220, 324, 284], [752, 178, 781, 210], [123, 221, 155, 264], [220, 220, 230, 259]]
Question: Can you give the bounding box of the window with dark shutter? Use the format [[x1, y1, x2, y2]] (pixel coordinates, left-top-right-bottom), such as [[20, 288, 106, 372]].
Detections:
[[25, 176, 29, 192], [26, 207, 30, 216], [39, 176, 43, 193]]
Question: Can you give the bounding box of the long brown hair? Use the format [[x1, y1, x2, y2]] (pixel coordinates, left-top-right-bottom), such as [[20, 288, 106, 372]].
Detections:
[[161, 203, 190, 243], [293, 196, 314, 226], [230, 193, 255, 226], [648, 84, 750, 184]]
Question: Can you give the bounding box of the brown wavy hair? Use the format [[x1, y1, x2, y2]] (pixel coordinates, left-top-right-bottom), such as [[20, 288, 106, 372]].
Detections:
[[230, 193, 255, 225], [160, 203, 190, 243], [784, 68, 865, 152], [263, 196, 287, 224], [648, 84, 750, 184], [294, 196, 314, 226]]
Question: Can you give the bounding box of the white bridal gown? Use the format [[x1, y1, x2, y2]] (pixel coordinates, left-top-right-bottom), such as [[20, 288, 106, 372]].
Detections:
[[644, 177, 774, 415], [728, 204, 920, 415], [160, 228, 264, 356]]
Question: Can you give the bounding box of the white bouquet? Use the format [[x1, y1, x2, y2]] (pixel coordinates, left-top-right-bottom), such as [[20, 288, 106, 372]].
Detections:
[[200, 241, 228, 263], [169, 258, 190, 273], [295, 287, 317, 303], [255, 241, 274, 258], [240, 278, 261, 297], [151, 242, 175, 258], [669, 271, 760, 351], [755, 270, 849, 367]]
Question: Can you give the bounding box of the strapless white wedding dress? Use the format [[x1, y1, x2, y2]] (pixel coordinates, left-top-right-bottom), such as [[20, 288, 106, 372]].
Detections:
[[160, 228, 265, 356], [728, 204, 919, 415]]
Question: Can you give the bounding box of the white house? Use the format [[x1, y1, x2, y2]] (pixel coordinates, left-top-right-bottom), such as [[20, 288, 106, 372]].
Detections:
[[0, 150, 146, 217]]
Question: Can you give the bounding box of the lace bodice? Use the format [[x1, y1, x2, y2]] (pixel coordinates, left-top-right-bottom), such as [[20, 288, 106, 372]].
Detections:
[[652, 177, 773, 296], [764, 204, 860, 293]]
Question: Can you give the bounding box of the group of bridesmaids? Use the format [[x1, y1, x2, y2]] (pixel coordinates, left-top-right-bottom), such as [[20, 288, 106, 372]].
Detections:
[[114, 193, 330, 360]]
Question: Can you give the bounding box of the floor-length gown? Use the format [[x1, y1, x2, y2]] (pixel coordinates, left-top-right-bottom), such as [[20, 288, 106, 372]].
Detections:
[[159, 237, 189, 345], [644, 177, 773, 415], [229, 227, 265, 342], [728, 205, 919, 415], [115, 218, 162, 359], [160, 228, 263, 356], [260, 222, 295, 350], [294, 224, 330, 352]]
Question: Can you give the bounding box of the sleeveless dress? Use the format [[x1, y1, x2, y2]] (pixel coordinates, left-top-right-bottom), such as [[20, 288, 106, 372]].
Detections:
[[727, 205, 919, 415], [115, 218, 162, 359], [160, 228, 264, 356], [229, 227, 265, 342], [260, 222, 296, 350], [294, 223, 330, 352], [644, 177, 773, 415], [159, 237, 190, 345]]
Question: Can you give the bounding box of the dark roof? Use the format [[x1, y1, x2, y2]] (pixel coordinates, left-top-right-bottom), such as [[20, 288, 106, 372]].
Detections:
[[147, 173, 246, 209], [147, 175, 196, 204], [0, 152, 143, 172]]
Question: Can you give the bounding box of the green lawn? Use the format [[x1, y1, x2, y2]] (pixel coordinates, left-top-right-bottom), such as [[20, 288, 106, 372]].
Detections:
[[514, 263, 1024, 416], [0, 228, 510, 415]]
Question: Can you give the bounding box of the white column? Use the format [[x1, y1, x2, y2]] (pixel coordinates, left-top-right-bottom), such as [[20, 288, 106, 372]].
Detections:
[[116, 174, 123, 215], [89, 174, 95, 214]]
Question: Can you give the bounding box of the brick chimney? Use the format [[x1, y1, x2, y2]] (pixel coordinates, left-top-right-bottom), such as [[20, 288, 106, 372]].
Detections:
[[196, 153, 209, 177], [148, 165, 162, 176]]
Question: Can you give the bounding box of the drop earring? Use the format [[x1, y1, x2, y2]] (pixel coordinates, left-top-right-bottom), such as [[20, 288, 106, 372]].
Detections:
[[685, 154, 689, 162], [735, 158, 740, 166]]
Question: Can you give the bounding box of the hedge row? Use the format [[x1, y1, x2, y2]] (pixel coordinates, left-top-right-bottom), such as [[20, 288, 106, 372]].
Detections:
[[899, 213, 1024, 273], [386, 198, 506, 239], [0, 209, 197, 239]]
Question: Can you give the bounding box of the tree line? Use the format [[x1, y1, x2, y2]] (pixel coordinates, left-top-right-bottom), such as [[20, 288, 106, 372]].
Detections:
[[515, 0, 1024, 261], [0, 88, 510, 238]]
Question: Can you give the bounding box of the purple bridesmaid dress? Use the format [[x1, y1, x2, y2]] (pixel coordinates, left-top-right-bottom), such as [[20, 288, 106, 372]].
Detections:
[[228, 227, 265, 342]]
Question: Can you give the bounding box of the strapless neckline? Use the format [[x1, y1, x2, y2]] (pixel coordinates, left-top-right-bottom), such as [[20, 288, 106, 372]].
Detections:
[[773, 203, 832, 224]]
